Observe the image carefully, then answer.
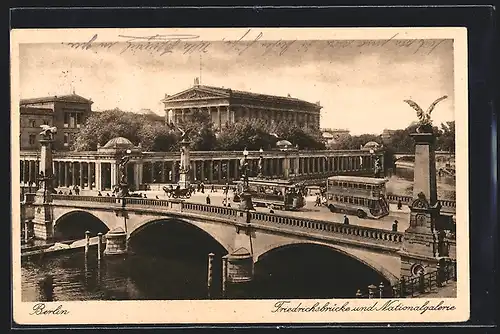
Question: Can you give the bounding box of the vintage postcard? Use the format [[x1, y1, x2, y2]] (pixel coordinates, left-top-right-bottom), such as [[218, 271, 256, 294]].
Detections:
[[11, 27, 469, 325]]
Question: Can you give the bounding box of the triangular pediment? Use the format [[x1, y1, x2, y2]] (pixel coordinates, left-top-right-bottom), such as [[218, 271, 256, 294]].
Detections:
[[163, 86, 230, 101]]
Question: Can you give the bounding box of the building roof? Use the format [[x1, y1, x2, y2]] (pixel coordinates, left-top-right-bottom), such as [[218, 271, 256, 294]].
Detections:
[[20, 93, 93, 105], [276, 139, 293, 148], [162, 85, 322, 109], [363, 141, 380, 149], [102, 137, 135, 149]]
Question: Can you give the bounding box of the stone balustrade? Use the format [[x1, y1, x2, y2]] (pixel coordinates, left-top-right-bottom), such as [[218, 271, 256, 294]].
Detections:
[[386, 194, 456, 209], [250, 211, 403, 243], [49, 194, 403, 247]]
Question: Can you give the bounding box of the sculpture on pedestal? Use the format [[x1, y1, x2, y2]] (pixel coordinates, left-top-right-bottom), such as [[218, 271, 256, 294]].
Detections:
[[37, 125, 58, 200], [399, 95, 451, 279], [169, 123, 192, 189], [403, 95, 448, 133], [238, 148, 254, 211], [257, 148, 264, 178], [116, 150, 132, 198]]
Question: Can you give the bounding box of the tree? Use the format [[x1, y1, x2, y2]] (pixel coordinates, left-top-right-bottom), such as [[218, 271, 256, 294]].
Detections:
[[334, 134, 381, 150], [216, 119, 277, 151], [72, 109, 143, 151], [274, 121, 326, 150], [436, 121, 455, 152], [138, 122, 177, 152], [174, 109, 218, 151]]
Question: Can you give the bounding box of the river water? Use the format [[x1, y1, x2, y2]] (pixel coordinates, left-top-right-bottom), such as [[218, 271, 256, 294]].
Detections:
[[20, 168, 456, 302]]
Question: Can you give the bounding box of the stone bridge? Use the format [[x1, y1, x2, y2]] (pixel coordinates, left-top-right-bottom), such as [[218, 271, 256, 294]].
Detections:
[[393, 151, 455, 165], [31, 194, 420, 285]]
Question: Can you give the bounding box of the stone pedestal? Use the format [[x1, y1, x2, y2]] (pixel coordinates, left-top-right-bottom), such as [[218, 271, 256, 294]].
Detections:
[[238, 190, 255, 211], [116, 181, 130, 198], [104, 227, 128, 256], [411, 133, 438, 204], [32, 203, 54, 240], [400, 131, 443, 278], [222, 247, 254, 298]]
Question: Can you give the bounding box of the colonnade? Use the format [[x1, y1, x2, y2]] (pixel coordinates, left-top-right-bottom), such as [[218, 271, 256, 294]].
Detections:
[[20, 153, 382, 192], [169, 105, 320, 129]]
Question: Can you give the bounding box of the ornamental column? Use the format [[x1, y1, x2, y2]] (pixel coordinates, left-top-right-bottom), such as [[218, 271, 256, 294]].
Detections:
[[32, 128, 56, 239], [400, 128, 445, 279], [64, 162, 69, 187], [87, 163, 93, 189], [208, 160, 213, 183], [95, 162, 102, 191], [79, 162, 84, 188], [217, 106, 222, 129], [71, 162, 76, 186], [110, 163, 117, 187]]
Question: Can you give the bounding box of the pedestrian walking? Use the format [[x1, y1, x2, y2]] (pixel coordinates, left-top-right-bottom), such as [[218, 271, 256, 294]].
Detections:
[[211, 184, 215, 193], [392, 220, 398, 232], [343, 215, 350, 225], [397, 199, 402, 210], [314, 195, 321, 207], [206, 194, 211, 205], [222, 198, 227, 207]]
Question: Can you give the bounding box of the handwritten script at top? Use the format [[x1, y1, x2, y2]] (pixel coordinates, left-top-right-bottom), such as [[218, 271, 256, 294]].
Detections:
[[62, 30, 448, 57]]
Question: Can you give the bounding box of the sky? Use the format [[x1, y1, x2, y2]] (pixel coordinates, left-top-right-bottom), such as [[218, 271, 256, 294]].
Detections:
[[18, 36, 455, 135]]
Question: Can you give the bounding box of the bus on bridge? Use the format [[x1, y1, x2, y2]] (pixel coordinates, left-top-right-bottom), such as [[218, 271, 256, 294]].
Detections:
[[325, 175, 390, 219], [237, 178, 306, 211]]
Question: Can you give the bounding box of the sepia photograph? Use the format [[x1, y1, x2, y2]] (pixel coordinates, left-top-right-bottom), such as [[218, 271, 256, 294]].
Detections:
[[11, 27, 468, 324]]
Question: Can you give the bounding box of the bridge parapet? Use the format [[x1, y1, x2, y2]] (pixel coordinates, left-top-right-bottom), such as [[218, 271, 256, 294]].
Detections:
[[250, 211, 403, 244], [387, 194, 456, 210], [50, 194, 404, 249]]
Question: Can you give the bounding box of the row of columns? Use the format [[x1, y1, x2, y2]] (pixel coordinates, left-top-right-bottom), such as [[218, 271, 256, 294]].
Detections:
[[20, 154, 382, 191], [169, 105, 320, 129]]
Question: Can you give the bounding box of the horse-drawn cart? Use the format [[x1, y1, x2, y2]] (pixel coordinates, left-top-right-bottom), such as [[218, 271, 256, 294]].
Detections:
[[163, 186, 193, 199]]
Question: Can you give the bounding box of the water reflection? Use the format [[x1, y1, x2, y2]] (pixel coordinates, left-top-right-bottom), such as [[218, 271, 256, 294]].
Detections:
[[388, 167, 456, 201]]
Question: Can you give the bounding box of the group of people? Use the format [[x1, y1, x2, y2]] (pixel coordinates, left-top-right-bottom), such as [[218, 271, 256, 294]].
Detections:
[[54, 185, 81, 196]]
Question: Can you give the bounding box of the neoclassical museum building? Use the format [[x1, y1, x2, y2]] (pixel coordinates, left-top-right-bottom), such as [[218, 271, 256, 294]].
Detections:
[[162, 84, 322, 129]]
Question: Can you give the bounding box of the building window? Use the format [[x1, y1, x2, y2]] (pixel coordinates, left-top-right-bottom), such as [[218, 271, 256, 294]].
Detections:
[[29, 119, 36, 128], [64, 112, 82, 128], [29, 134, 36, 145], [64, 133, 69, 146]]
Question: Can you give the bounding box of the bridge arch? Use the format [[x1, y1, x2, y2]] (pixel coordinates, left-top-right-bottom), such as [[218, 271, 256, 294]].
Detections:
[[127, 217, 232, 255], [255, 240, 399, 286], [53, 210, 110, 241]]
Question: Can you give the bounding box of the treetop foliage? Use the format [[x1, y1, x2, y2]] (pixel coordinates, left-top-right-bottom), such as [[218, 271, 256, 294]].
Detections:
[[71, 109, 326, 152]]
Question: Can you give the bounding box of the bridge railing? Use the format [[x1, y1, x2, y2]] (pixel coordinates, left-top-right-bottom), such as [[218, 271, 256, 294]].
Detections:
[[182, 202, 238, 219], [50, 194, 404, 246], [250, 211, 403, 244], [386, 194, 456, 209], [357, 260, 457, 298], [52, 194, 118, 204]]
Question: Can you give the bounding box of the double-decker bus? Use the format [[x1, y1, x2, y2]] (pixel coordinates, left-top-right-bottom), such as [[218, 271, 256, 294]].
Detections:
[[236, 178, 306, 211], [325, 176, 390, 219]]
